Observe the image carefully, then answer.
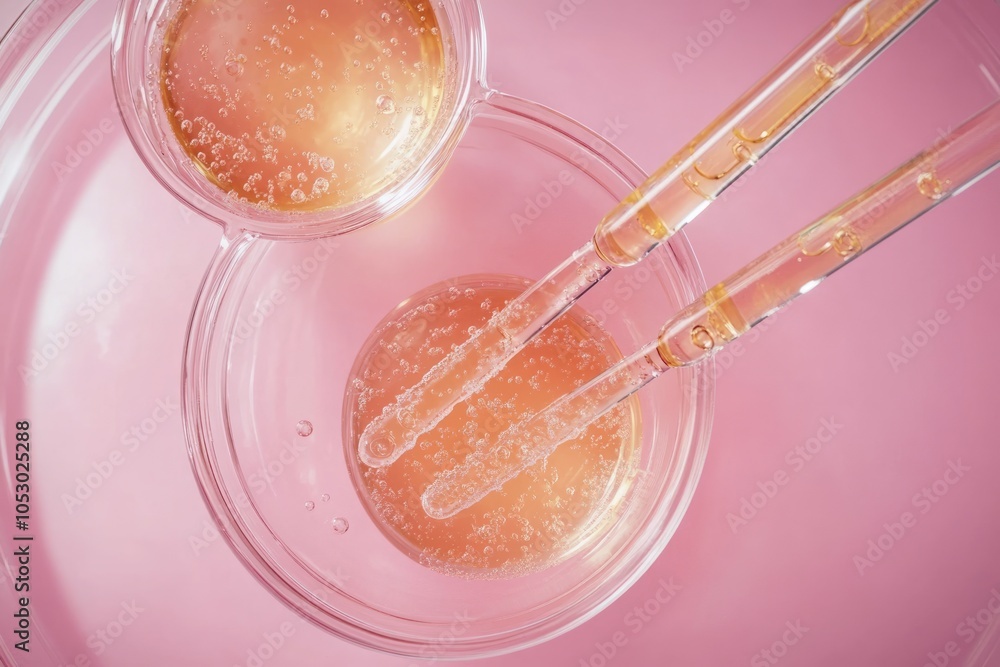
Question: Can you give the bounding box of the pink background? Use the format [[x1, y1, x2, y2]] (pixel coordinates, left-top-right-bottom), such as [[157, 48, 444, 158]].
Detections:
[[2, 0, 1000, 665]]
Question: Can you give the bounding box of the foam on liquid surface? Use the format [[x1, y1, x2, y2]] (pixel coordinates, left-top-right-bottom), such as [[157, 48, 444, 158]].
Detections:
[[160, 0, 448, 211], [347, 277, 640, 577]]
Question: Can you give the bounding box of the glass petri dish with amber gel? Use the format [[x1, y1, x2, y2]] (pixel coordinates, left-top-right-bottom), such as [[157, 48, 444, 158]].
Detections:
[[111, 0, 714, 659]]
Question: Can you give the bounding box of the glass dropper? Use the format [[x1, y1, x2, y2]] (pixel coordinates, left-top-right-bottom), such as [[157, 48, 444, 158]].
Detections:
[[422, 99, 1000, 520], [358, 0, 939, 468]]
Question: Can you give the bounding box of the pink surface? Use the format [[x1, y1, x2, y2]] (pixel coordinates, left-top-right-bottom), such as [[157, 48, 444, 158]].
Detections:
[[2, 0, 1000, 666]]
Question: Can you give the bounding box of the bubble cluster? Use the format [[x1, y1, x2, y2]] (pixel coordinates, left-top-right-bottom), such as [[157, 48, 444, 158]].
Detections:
[[347, 277, 640, 578], [159, 0, 450, 212]]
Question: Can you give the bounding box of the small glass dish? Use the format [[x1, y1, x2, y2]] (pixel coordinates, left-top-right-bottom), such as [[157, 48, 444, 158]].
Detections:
[[181, 88, 713, 658], [112, 0, 486, 238]]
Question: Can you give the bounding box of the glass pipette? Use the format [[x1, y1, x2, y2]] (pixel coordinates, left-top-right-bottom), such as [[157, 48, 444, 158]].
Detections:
[[358, 0, 938, 468], [422, 100, 1000, 520]]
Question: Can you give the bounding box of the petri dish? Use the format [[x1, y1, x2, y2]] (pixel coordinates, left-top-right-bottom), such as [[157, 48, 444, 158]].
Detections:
[[113, 0, 486, 238], [0, 0, 997, 664], [182, 89, 712, 657]]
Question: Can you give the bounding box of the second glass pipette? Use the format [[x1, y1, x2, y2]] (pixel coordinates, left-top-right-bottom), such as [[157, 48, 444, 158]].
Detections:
[[359, 0, 938, 468], [421, 99, 1000, 519], [422, 102, 1000, 519]]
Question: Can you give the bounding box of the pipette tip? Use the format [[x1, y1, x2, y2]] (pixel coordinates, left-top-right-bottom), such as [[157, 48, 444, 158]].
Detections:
[[358, 412, 417, 468]]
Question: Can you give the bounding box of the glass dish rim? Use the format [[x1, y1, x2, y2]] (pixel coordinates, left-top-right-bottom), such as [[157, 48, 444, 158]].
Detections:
[[180, 91, 716, 659]]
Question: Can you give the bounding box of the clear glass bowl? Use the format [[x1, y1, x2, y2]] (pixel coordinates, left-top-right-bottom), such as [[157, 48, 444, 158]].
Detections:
[[182, 88, 712, 657], [112, 0, 487, 238]]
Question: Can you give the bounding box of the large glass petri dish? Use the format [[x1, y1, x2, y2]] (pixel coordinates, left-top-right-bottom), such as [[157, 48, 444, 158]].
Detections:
[[0, 0, 998, 665]]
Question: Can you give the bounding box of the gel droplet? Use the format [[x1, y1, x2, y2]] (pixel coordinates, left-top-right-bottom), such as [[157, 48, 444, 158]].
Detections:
[[225, 59, 244, 76], [331, 517, 349, 534], [690, 325, 715, 351], [321, 493, 330, 502], [815, 61, 835, 80], [917, 171, 946, 200], [304, 501, 315, 511], [312, 177, 330, 195], [296, 420, 314, 436], [368, 437, 394, 460], [376, 94, 396, 114]]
